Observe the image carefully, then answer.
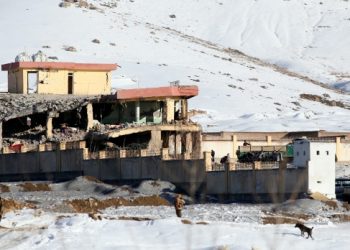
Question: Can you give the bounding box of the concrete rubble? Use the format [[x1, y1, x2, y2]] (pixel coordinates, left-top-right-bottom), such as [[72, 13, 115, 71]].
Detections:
[[0, 93, 100, 121], [0, 93, 101, 148]]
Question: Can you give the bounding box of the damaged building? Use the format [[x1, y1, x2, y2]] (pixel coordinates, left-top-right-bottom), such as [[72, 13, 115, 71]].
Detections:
[[90, 85, 202, 159], [0, 87, 201, 159], [0, 60, 202, 159], [1, 61, 117, 95]]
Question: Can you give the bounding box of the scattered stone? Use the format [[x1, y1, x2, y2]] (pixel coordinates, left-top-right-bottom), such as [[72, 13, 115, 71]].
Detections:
[[169, 14, 176, 18], [63, 46, 77, 52], [109, 42, 116, 46], [181, 219, 192, 224], [300, 93, 346, 108], [292, 101, 301, 107], [196, 221, 208, 225], [48, 56, 59, 61], [42, 45, 51, 49], [118, 216, 152, 221], [228, 84, 236, 89], [78, 0, 89, 8], [92, 39, 100, 44], [89, 3, 98, 10], [89, 212, 102, 220], [59, 2, 71, 8], [100, 1, 118, 8]]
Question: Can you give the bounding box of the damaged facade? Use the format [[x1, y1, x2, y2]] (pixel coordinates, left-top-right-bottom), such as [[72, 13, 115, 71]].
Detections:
[[91, 85, 202, 159], [0, 59, 201, 160]]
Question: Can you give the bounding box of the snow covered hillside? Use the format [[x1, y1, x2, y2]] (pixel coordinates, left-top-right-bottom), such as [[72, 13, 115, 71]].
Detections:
[[0, 0, 350, 132]]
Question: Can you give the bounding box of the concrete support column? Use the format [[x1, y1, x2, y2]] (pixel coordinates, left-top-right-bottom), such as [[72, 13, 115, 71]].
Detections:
[[232, 135, 237, 159], [148, 129, 162, 152], [168, 134, 175, 156], [135, 101, 140, 123], [192, 132, 202, 159], [266, 135, 272, 145], [184, 132, 193, 160], [86, 103, 94, 130], [175, 133, 182, 156], [204, 151, 212, 171], [165, 98, 175, 123], [185, 132, 192, 154], [181, 99, 188, 120], [46, 117, 53, 139]]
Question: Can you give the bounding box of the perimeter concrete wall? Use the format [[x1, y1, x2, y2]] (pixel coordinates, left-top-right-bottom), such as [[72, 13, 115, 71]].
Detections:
[[0, 150, 205, 194], [206, 168, 308, 199], [0, 149, 307, 199]]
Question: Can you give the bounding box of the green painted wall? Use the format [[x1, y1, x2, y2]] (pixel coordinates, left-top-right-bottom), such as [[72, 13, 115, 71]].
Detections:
[[102, 101, 163, 125]]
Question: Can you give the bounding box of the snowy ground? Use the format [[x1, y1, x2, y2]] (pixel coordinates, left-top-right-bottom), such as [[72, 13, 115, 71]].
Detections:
[[1, 178, 350, 249], [1, 0, 350, 132], [1, 208, 350, 250]]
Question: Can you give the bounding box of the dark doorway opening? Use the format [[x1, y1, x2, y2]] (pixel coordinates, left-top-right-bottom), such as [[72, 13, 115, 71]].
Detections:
[[68, 73, 74, 94]]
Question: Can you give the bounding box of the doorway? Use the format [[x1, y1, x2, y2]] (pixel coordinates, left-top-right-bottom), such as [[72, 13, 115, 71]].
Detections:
[[68, 73, 74, 94], [27, 71, 38, 94]]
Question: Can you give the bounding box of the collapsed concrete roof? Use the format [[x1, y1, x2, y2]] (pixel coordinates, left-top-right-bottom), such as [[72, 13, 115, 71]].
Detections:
[[115, 85, 199, 101], [0, 93, 100, 121]]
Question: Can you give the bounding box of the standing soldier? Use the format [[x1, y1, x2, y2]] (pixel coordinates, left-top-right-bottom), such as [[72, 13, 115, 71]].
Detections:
[[211, 150, 215, 164], [174, 194, 185, 218]]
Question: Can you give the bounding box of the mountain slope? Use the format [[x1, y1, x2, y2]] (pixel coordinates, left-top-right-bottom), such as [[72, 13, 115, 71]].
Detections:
[[0, 0, 350, 132]]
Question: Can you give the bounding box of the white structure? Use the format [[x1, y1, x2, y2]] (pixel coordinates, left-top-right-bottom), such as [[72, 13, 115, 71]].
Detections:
[[293, 139, 336, 199]]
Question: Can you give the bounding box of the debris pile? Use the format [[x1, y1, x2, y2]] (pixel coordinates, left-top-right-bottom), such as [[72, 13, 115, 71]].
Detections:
[[1, 199, 36, 214], [67, 196, 170, 213], [18, 183, 51, 192], [0, 94, 99, 121]]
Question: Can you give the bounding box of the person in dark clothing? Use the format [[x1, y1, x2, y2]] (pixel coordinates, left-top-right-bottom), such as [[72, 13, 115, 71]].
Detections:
[[174, 194, 185, 218], [211, 150, 215, 163], [220, 153, 229, 165], [243, 140, 251, 146]]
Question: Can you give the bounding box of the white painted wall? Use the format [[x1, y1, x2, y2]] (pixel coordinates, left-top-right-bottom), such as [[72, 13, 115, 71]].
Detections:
[[293, 139, 335, 199], [293, 140, 310, 167], [308, 142, 336, 198]]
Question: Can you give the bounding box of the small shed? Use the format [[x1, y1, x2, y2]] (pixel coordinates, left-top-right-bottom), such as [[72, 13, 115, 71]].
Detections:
[[293, 138, 336, 198], [1, 61, 118, 95]]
